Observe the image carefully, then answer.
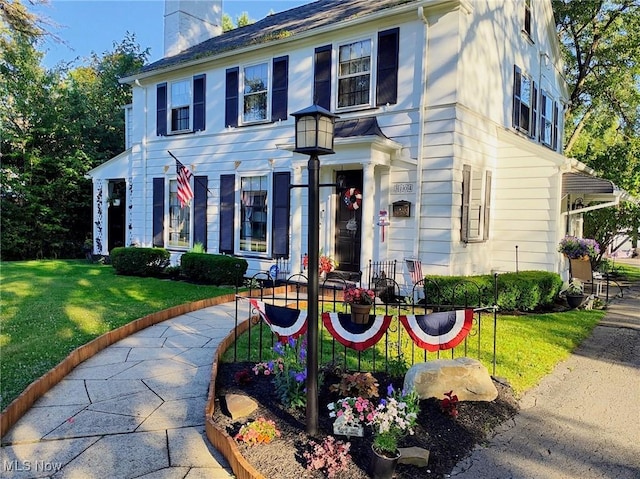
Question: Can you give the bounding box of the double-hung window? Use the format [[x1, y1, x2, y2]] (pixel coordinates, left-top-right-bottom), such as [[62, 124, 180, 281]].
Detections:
[[461, 165, 492, 243], [156, 74, 206, 135], [168, 179, 191, 248], [243, 63, 269, 123], [337, 39, 372, 108], [540, 90, 559, 151], [513, 65, 537, 138], [240, 175, 269, 253], [523, 0, 532, 39]]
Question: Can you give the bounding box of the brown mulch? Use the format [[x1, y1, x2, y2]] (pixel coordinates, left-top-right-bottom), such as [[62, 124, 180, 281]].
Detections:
[[213, 362, 519, 479]]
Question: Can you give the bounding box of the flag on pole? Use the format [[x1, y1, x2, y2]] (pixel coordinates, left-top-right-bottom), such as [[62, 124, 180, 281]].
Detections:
[[176, 159, 194, 207]]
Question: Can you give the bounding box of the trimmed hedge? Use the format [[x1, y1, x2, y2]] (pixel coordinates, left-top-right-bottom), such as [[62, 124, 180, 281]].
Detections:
[[424, 271, 563, 312], [110, 247, 170, 276], [180, 253, 248, 286]]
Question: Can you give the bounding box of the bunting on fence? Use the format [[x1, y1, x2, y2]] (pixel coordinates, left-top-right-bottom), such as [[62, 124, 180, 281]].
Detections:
[[321, 313, 392, 351], [398, 309, 473, 352], [247, 299, 307, 342]]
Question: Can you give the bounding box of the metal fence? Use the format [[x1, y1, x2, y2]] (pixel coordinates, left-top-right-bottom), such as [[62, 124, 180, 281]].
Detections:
[[229, 272, 499, 376]]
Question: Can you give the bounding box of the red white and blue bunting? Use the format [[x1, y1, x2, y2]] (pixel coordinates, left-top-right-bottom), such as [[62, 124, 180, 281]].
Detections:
[[322, 313, 392, 351], [247, 299, 307, 343], [398, 309, 474, 351]]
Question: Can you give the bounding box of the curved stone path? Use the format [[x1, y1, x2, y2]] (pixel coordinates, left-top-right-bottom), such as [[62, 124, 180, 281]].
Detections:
[[1, 303, 239, 479]]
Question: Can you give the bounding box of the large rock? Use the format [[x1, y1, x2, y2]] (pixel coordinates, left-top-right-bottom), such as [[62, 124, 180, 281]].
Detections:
[[224, 394, 258, 419], [403, 357, 498, 402]]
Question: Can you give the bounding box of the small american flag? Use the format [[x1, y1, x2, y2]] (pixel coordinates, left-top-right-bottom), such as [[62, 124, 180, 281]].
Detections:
[[176, 159, 194, 207], [407, 258, 423, 285]]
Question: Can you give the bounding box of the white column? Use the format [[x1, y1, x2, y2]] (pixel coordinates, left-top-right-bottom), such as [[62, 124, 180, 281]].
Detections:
[[290, 165, 304, 274], [360, 163, 376, 269]]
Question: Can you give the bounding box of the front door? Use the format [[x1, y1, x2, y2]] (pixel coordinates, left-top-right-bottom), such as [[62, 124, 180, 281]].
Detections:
[[334, 170, 362, 273]]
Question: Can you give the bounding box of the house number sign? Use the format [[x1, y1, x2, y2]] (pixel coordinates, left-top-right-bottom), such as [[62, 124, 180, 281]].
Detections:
[[392, 183, 414, 193]]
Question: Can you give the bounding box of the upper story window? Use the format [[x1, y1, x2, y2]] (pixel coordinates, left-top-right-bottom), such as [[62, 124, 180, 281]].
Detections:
[[243, 63, 269, 123], [156, 74, 206, 136], [337, 39, 372, 108], [314, 28, 399, 111], [512, 65, 537, 138], [540, 90, 559, 151], [170, 79, 191, 132], [523, 0, 533, 39], [225, 56, 289, 128]]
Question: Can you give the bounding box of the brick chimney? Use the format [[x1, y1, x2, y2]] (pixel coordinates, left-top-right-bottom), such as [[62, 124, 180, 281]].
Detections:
[[164, 0, 222, 57]]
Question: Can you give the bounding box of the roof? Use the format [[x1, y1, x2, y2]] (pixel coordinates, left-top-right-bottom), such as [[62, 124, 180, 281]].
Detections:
[[335, 117, 388, 139], [135, 0, 416, 76], [562, 173, 617, 195]]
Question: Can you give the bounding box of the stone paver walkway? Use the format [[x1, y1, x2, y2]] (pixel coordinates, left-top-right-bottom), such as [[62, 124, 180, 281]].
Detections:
[[1, 303, 239, 479]]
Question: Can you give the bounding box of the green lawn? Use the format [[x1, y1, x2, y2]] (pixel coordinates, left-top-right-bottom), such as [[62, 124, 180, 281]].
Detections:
[[0, 260, 234, 410], [1, 259, 637, 410]]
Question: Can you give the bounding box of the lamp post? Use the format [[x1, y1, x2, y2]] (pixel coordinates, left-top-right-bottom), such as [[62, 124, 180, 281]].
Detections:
[[291, 105, 338, 435]]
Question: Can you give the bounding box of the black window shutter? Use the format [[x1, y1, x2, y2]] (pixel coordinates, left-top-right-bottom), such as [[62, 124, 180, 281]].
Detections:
[[272, 56, 289, 121], [313, 45, 332, 110], [512, 66, 521, 129], [193, 175, 207, 249], [552, 101, 559, 151], [225, 67, 239, 128], [483, 171, 492, 241], [272, 171, 291, 258], [531, 81, 538, 138], [461, 165, 471, 243], [376, 27, 399, 106], [193, 74, 206, 131], [152, 178, 165, 247], [219, 174, 235, 254], [157, 83, 167, 136]]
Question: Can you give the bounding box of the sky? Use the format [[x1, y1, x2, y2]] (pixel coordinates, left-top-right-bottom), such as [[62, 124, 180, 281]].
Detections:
[[33, 0, 309, 68]]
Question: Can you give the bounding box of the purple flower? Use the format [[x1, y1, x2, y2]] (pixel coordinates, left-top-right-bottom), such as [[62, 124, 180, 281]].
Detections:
[[387, 384, 395, 396], [294, 371, 307, 383], [288, 336, 297, 348], [274, 342, 285, 355]]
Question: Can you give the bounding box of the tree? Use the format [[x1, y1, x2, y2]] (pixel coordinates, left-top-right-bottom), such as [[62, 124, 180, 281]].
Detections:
[[554, 0, 640, 254], [1, 25, 148, 259], [222, 11, 255, 32]]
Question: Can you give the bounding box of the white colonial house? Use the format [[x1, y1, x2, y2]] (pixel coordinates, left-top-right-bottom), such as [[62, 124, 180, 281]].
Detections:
[[87, 0, 626, 286]]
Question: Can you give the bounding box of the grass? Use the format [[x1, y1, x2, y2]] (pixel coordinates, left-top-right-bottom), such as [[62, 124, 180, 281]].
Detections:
[[2, 259, 637, 410], [221, 307, 604, 396], [0, 259, 234, 410]]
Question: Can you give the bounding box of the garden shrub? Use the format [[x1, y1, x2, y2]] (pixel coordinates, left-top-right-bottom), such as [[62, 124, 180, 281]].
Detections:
[[424, 271, 562, 312], [180, 253, 248, 286], [110, 247, 170, 276]]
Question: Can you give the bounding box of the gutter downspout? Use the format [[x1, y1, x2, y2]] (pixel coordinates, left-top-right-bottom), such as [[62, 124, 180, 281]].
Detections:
[[414, 6, 429, 258]]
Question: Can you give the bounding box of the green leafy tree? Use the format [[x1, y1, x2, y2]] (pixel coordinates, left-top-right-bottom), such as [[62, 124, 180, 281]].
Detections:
[[554, 0, 640, 253]]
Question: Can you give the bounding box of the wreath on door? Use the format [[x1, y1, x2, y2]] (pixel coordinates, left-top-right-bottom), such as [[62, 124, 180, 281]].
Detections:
[[343, 187, 362, 210]]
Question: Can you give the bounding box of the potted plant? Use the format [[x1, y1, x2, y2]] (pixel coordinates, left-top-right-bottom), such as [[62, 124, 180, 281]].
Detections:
[[564, 279, 585, 309], [367, 384, 420, 479], [558, 236, 600, 260], [302, 251, 337, 279], [343, 286, 376, 324]]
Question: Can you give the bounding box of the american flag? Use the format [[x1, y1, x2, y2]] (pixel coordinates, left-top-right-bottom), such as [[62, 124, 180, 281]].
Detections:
[[176, 159, 194, 207], [407, 258, 423, 285]]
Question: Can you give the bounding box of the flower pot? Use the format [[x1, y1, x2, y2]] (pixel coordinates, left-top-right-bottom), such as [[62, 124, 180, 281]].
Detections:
[[566, 294, 585, 309], [350, 303, 372, 324], [369, 444, 400, 479]]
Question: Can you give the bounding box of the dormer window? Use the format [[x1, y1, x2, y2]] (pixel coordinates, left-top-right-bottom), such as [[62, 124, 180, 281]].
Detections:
[[337, 39, 372, 108]]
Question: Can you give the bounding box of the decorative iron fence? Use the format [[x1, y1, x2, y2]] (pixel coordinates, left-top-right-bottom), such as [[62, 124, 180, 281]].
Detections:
[[229, 273, 499, 377]]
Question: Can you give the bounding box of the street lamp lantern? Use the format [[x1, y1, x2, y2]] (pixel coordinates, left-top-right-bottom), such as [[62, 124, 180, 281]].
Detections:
[[292, 104, 338, 155], [291, 104, 338, 436]]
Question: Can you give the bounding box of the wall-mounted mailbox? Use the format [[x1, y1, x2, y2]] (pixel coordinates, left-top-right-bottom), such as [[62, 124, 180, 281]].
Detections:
[[392, 200, 411, 218]]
